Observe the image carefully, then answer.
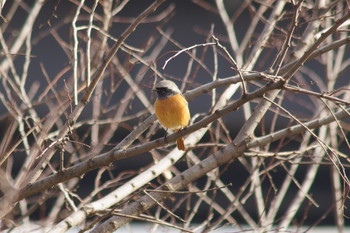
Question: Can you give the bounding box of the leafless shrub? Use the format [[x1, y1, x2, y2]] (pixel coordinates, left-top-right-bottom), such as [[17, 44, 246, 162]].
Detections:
[[0, 0, 349, 232]]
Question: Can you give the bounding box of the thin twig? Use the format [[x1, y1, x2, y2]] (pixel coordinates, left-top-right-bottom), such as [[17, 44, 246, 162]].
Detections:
[[211, 35, 247, 96], [143, 190, 186, 223], [162, 41, 216, 70]]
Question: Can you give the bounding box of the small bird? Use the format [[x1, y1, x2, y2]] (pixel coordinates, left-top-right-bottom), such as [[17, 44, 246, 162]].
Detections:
[[153, 80, 190, 151]]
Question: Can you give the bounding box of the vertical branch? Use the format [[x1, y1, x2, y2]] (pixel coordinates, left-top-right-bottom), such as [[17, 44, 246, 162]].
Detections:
[[215, 0, 239, 63], [237, 1, 273, 57], [271, 0, 303, 75], [212, 35, 247, 96], [86, 0, 99, 85], [243, 0, 286, 70], [72, 0, 85, 105], [91, 0, 112, 147], [330, 123, 345, 233], [289, 0, 326, 61], [324, 3, 348, 230], [211, 26, 218, 109], [250, 158, 267, 228]]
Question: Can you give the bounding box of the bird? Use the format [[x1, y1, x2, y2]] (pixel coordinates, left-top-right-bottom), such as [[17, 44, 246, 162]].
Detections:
[[153, 80, 190, 151]]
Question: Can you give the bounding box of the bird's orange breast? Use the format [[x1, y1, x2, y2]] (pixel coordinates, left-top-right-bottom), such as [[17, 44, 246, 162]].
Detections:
[[154, 94, 190, 130]]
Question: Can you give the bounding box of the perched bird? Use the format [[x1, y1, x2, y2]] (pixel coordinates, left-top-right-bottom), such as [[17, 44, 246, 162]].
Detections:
[[153, 80, 190, 150]]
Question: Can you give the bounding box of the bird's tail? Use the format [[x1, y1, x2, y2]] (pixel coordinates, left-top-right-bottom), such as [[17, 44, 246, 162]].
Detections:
[[175, 128, 186, 151], [176, 137, 185, 151]]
